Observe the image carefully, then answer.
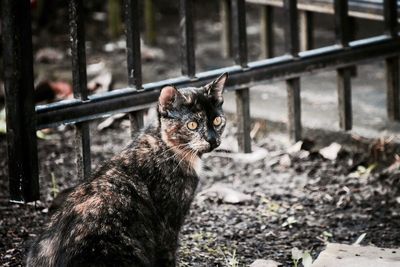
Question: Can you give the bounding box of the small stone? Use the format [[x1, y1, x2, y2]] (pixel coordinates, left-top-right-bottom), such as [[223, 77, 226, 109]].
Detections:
[[250, 259, 281, 267]]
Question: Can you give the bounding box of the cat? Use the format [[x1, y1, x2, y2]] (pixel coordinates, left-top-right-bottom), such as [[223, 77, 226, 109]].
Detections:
[[26, 73, 228, 267]]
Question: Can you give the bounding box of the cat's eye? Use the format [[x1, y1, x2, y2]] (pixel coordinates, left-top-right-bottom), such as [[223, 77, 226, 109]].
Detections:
[[213, 116, 223, 126], [187, 121, 198, 130]]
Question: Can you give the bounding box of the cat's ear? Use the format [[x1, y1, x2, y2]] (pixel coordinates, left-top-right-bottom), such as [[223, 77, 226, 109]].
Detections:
[[204, 72, 228, 103], [158, 85, 183, 114]]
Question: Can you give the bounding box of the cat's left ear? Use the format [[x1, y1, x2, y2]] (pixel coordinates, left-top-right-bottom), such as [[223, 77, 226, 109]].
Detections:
[[204, 72, 228, 103]]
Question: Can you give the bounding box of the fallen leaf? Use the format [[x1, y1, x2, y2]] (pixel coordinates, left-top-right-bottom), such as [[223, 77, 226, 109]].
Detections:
[[301, 251, 313, 267], [198, 183, 252, 204], [35, 47, 64, 63], [279, 154, 291, 167], [288, 141, 303, 154], [319, 143, 342, 160], [353, 233, 367, 246], [0, 108, 6, 134], [88, 71, 113, 93], [97, 113, 126, 131], [211, 147, 269, 164], [291, 247, 303, 261]]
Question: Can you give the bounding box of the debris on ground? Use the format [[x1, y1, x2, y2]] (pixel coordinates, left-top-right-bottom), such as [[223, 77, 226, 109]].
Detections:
[[319, 143, 342, 161], [198, 183, 252, 204], [1, 122, 400, 266]]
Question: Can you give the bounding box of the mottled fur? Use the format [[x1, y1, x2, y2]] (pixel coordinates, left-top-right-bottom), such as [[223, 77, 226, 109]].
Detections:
[[27, 74, 228, 267]]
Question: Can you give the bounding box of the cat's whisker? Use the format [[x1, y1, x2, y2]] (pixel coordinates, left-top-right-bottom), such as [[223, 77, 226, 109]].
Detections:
[[157, 144, 189, 162], [172, 148, 193, 173], [158, 143, 190, 157], [161, 147, 189, 162]]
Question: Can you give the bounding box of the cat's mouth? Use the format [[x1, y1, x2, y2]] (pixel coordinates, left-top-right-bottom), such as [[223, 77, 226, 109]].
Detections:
[[190, 142, 219, 155]]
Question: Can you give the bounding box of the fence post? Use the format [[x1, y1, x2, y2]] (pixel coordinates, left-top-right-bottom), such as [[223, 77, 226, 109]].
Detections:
[[334, 0, 353, 130], [299, 10, 313, 51], [235, 87, 251, 153], [220, 0, 232, 58], [231, 0, 251, 153], [180, 0, 196, 77], [284, 0, 302, 142], [2, 0, 39, 202], [384, 0, 400, 121], [144, 0, 157, 46], [69, 0, 92, 179], [125, 0, 145, 135], [260, 5, 274, 58]]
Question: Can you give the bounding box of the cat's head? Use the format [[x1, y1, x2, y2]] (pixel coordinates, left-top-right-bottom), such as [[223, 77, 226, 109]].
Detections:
[[158, 73, 228, 156]]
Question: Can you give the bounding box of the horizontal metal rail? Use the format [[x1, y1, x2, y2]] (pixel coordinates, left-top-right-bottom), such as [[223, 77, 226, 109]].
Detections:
[[37, 35, 400, 129], [246, 0, 400, 21]]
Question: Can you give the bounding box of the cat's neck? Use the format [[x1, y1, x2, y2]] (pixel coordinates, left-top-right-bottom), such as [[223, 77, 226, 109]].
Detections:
[[126, 121, 203, 177]]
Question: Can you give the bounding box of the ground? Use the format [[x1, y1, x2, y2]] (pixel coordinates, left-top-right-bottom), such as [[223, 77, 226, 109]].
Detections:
[[0, 119, 399, 266]]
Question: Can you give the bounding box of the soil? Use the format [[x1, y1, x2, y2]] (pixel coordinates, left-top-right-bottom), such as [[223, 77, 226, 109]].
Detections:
[[1, 119, 400, 267]]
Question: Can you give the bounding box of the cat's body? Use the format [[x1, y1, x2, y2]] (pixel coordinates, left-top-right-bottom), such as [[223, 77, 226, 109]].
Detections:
[[27, 73, 228, 267]]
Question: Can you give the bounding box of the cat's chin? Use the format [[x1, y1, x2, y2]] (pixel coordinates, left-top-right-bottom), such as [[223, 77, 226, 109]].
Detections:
[[196, 147, 217, 156]]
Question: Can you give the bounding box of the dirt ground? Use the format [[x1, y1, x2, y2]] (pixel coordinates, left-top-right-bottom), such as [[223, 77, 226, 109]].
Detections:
[[1, 119, 400, 266], [1, 1, 400, 266]]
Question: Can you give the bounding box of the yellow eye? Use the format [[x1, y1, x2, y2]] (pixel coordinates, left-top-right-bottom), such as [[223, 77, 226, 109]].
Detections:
[[213, 116, 222, 126], [187, 121, 198, 130]]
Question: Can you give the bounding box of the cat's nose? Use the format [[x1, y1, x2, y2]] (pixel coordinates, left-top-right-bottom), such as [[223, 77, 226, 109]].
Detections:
[[206, 134, 218, 151]]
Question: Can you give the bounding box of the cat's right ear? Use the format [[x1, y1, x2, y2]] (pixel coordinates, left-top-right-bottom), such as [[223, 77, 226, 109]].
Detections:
[[204, 72, 228, 104], [158, 85, 180, 115]]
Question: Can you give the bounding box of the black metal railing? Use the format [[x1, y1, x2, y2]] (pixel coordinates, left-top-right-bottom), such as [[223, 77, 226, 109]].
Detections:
[[1, 0, 399, 202]]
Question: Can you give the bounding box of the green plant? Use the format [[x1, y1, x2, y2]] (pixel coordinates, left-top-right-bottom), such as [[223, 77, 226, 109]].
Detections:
[[50, 172, 59, 198], [282, 216, 297, 228], [219, 248, 241, 267], [291, 247, 314, 267], [226, 249, 239, 267]]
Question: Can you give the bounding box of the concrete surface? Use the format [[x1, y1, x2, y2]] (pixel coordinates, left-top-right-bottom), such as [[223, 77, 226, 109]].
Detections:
[[311, 243, 400, 267], [223, 62, 400, 141]]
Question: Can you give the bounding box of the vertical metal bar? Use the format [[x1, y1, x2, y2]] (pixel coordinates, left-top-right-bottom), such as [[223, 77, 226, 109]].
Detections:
[[220, 0, 232, 58], [144, 0, 157, 45], [337, 67, 352, 129], [283, 0, 300, 56], [299, 10, 313, 51], [334, 0, 352, 130], [180, 0, 196, 77], [287, 79, 302, 141], [334, 0, 350, 47], [284, 0, 302, 141], [386, 58, 400, 121], [69, 0, 91, 179], [235, 88, 251, 153], [125, 0, 142, 89], [2, 0, 39, 202], [75, 123, 91, 178], [260, 5, 274, 58], [349, 17, 358, 77], [384, 0, 398, 37], [125, 0, 145, 136], [231, 0, 251, 152], [230, 0, 248, 67], [384, 0, 400, 121]]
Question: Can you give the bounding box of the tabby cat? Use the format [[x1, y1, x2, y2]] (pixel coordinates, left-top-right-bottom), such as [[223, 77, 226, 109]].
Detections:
[[26, 73, 228, 267]]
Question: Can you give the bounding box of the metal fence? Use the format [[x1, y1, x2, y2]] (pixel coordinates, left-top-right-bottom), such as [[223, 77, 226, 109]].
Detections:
[[1, 0, 399, 202]]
